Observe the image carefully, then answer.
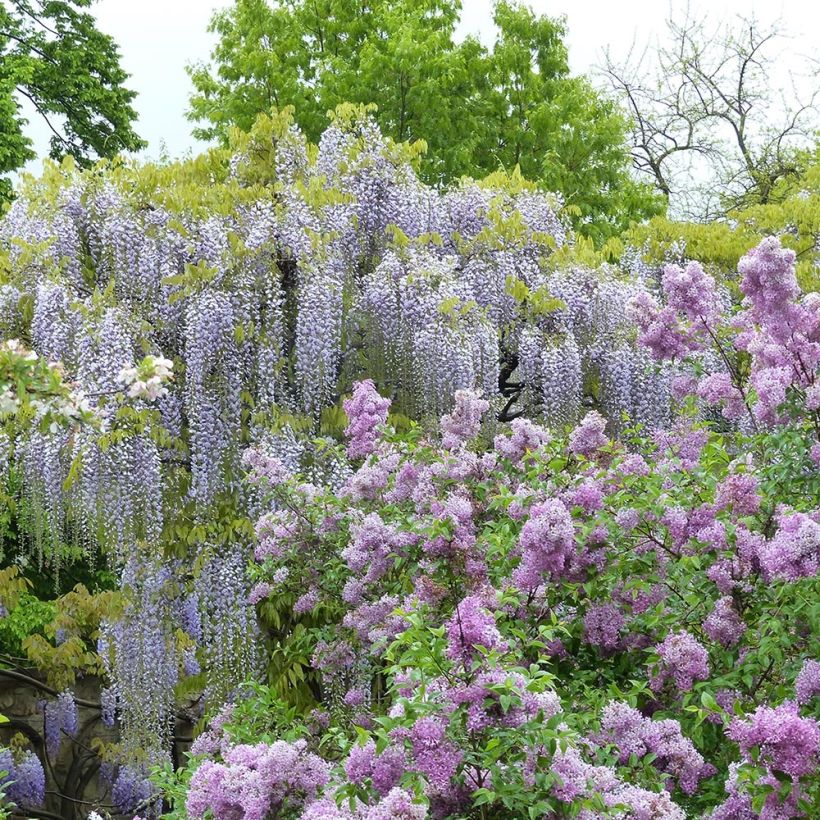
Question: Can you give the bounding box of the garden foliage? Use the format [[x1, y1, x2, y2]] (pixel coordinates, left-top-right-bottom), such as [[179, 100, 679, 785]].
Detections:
[[0, 108, 816, 817]]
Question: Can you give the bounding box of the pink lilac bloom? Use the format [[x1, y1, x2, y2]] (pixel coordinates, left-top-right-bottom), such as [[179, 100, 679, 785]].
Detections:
[[294, 587, 320, 614], [408, 717, 462, 791], [653, 423, 708, 470], [600, 701, 711, 795], [385, 461, 420, 503], [616, 507, 640, 533], [662, 260, 719, 324], [440, 389, 489, 450], [241, 447, 291, 486], [569, 480, 604, 515], [811, 443, 820, 466], [300, 797, 357, 819], [795, 659, 820, 705], [494, 417, 550, 462], [365, 787, 428, 819], [728, 701, 820, 778], [248, 581, 273, 604], [707, 760, 807, 819], [343, 379, 391, 459], [345, 739, 376, 784], [254, 509, 299, 562], [343, 451, 401, 502], [627, 291, 694, 361], [661, 506, 690, 550], [758, 510, 820, 581], [342, 513, 413, 589], [750, 365, 793, 426], [670, 373, 699, 401], [568, 411, 609, 458], [449, 670, 561, 732], [706, 762, 757, 819], [738, 237, 799, 324], [513, 498, 576, 589], [445, 595, 505, 664], [697, 372, 747, 421], [185, 740, 330, 820], [583, 603, 624, 651], [550, 746, 686, 818], [650, 630, 710, 693], [371, 746, 407, 795], [715, 473, 761, 516], [805, 382, 820, 411], [706, 689, 741, 725], [703, 597, 745, 647], [617, 453, 650, 477]]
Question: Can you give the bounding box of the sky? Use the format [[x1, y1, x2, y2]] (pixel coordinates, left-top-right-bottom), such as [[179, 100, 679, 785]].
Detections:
[[17, 0, 818, 174]]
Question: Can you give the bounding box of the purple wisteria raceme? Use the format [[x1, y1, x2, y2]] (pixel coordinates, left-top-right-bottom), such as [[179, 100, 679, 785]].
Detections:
[[42, 689, 78, 757], [0, 748, 45, 809], [112, 764, 156, 816], [343, 379, 391, 459], [650, 630, 710, 694]]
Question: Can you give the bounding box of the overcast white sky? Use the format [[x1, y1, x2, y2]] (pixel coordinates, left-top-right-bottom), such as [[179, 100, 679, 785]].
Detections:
[[18, 0, 818, 173]]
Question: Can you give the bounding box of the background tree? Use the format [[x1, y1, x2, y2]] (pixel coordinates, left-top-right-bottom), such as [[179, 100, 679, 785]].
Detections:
[[603, 11, 819, 220], [619, 143, 820, 292], [187, 0, 663, 241], [0, 0, 145, 203]]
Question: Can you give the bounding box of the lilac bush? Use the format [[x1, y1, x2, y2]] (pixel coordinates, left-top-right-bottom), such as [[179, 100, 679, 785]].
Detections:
[[163, 264, 817, 816]]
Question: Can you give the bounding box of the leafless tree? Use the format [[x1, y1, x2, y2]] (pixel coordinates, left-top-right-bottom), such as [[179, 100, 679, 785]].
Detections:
[[602, 8, 819, 220]]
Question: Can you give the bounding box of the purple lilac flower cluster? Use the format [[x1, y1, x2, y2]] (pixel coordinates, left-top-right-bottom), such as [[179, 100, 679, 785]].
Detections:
[[343, 379, 392, 459], [186, 740, 330, 819]]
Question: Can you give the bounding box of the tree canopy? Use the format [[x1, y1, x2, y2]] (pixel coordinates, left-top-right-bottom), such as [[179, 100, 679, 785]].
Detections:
[[0, 0, 145, 202], [604, 11, 819, 221], [187, 0, 663, 242]]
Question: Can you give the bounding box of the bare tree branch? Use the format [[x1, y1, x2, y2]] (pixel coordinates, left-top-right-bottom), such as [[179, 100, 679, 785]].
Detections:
[[601, 9, 818, 219]]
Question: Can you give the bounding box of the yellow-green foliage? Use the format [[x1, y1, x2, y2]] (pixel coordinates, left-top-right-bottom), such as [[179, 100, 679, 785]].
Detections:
[[21, 584, 121, 689], [623, 157, 820, 292]]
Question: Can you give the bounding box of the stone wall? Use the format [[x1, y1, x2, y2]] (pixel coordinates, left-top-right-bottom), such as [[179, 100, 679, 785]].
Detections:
[[0, 669, 193, 819]]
